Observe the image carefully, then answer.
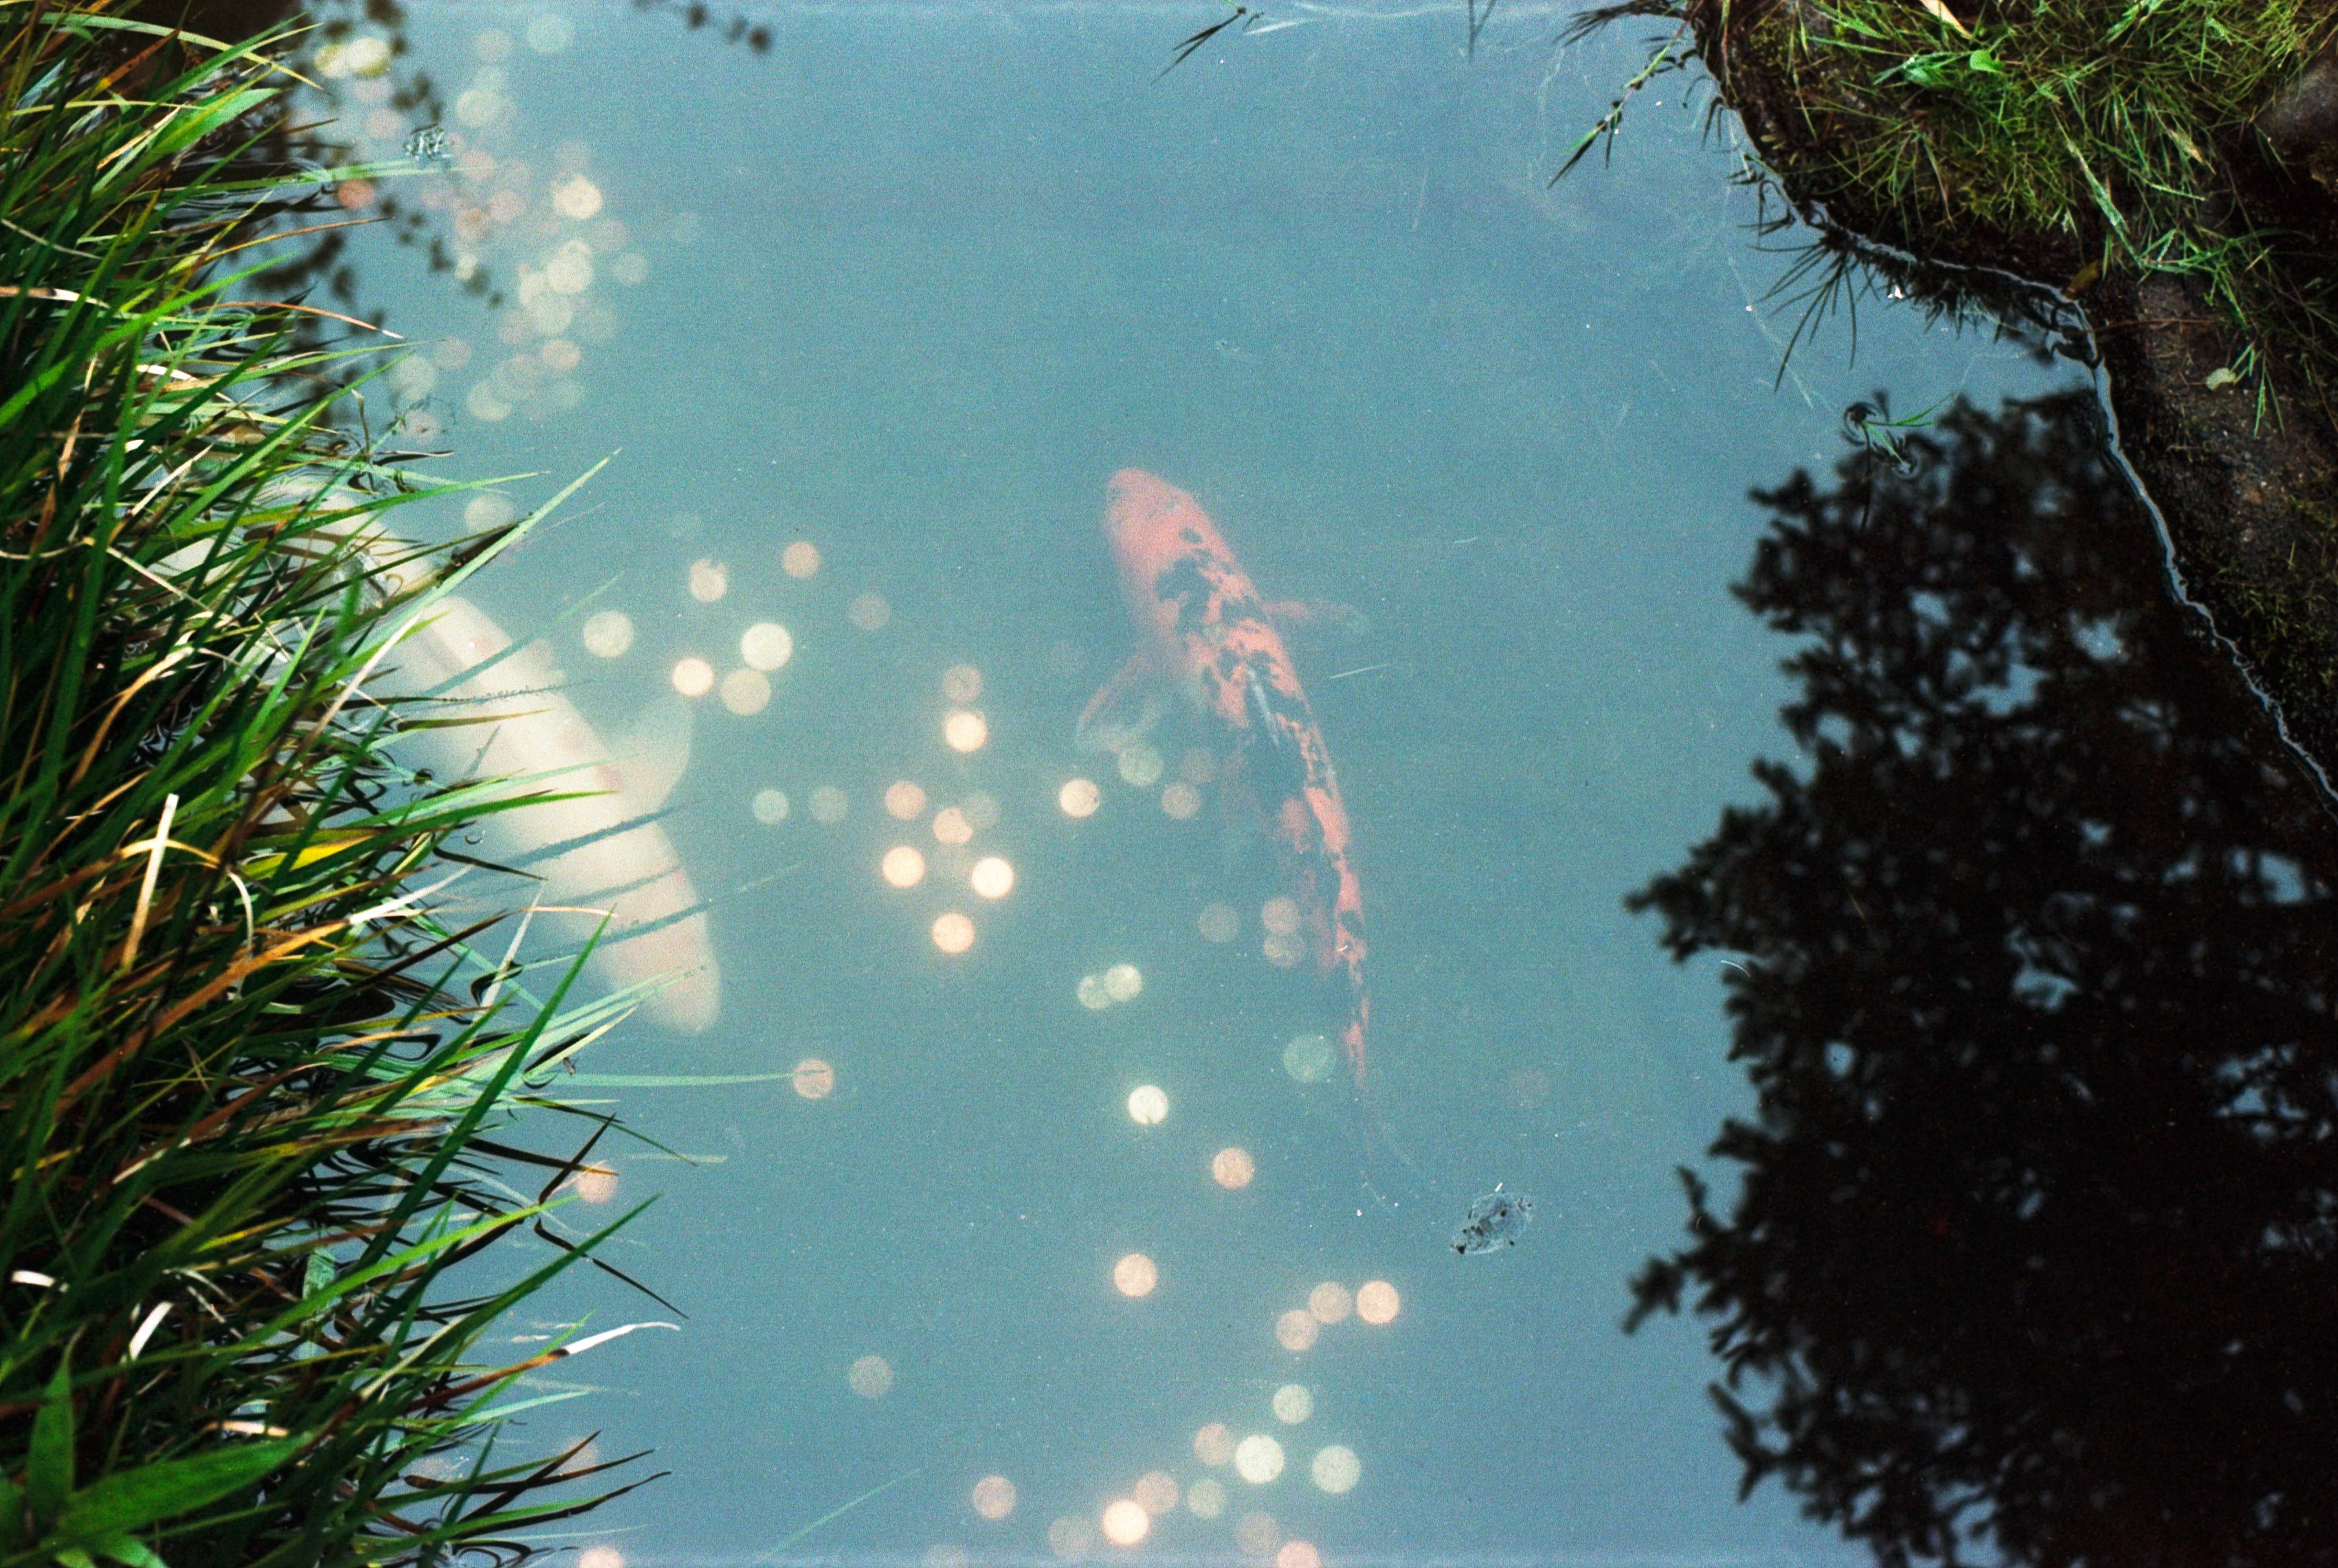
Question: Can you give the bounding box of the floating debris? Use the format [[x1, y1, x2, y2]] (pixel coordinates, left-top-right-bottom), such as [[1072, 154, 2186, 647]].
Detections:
[[1453, 1184, 1534, 1255]]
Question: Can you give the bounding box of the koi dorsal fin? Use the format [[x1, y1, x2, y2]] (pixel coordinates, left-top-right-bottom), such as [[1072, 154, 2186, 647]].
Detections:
[[1076, 652, 1167, 756]]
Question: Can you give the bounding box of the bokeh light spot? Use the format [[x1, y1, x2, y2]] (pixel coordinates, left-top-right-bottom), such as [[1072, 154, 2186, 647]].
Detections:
[[943, 710, 988, 753], [963, 791, 1001, 830], [931, 912, 975, 955], [1211, 1147, 1256, 1190], [1509, 1064, 1553, 1108], [971, 1476, 1017, 1521], [1310, 1446, 1360, 1495], [751, 788, 790, 824], [885, 781, 929, 820], [578, 1547, 623, 1568], [792, 1058, 835, 1101], [1186, 1477, 1228, 1519], [882, 846, 927, 889], [551, 173, 600, 218], [1076, 974, 1111, 1011], [670, 657, 714, 698], [741, 622, 794, 671], [1263, 931, 1306, 969], [1234, 1435, 1285, 1485], [1234, 1512, 1282, 1557], [1283, 1033, 1335, 1083], [1276, 1542, 1322, 1568], [1194, 1423, 1235, 1467], [1261, 896, 1301, 936], [719, 668, 772, 715], [809, 785, 849, 824], [848, 591, 891, 631], [580, 610, 633, 658], [1275, 1310, 1319, 1352], [687, 558, 728, 603], [573, 1164, 617, 1204], [847, 1354, 892, 1398], [1272, 1385, 1313, 1424], [1047, 1516, 1094, 1559], [942, 664, 983, 703], [1198, 901, 1240, 943], [1099, 1500, 1148, 1546], [1112, 1253, 1157, 1298], [932, 808, 973, 846], [1059, 778, 1100, 818], [1307, 1282, 1352, 1324], [1116, 743, 1164, 787], [1133, 1472, 1179, 1516], [970, 857, 1014, 900], [1126, 1085, 1168, 1126], [1103, 963, 1142, 1002], [1355, 1280, 1400, 1325], [782, 541, 821, 579], [1161, 781, 1202, 820], [1179, 746, 1219, 785]]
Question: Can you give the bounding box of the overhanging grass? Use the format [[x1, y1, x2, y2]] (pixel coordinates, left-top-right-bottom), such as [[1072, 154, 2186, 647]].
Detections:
[[1749, 0, 2329, 250], [2, 6, 662, 1567], [1558, 0, 2338, 405]]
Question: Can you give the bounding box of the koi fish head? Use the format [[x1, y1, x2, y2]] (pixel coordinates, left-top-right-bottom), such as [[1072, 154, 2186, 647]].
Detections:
[[1104, 469, 1238, 625]]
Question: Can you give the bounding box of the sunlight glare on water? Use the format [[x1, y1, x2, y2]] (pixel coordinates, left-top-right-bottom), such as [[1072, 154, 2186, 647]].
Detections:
[[324, 0, 2077, 1559]]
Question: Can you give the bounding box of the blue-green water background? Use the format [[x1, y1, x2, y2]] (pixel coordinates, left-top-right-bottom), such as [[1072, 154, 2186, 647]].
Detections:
[[323, 2, 2078, 1559]]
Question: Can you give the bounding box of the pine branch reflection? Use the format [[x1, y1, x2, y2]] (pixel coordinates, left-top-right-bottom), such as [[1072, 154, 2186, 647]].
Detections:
[[1630, 391, 2338, 1567]]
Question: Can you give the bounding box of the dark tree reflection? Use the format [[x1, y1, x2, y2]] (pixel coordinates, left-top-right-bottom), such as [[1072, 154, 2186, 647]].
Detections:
[[1629, 391, 2338, 1568]]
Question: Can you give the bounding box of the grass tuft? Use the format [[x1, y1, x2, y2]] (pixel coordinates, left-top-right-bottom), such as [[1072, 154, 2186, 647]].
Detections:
[[2, 6, 657, 1567]]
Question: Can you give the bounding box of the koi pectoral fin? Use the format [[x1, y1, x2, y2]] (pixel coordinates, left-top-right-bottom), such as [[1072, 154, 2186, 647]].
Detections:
[[1263, 599, 1370, 638], [1076, 652, 1167, 755]]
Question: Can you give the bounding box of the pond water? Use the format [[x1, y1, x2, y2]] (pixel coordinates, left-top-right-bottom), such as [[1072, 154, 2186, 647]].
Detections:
[[300, 3, 2338, 1564]]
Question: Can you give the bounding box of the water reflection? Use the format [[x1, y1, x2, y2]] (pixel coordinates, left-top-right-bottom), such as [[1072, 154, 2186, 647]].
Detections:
[[1631, 390, 2338, 1564]]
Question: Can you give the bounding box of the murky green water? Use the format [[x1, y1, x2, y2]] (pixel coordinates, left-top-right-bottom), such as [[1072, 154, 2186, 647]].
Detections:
[[299, 3, 2191, 1561]]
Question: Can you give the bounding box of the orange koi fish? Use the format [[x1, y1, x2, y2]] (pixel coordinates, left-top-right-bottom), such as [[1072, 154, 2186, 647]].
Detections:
[[1080, 469, 1369, 1081]]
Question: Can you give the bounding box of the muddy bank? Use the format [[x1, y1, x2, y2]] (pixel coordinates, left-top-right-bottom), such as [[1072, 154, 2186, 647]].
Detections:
[[1688, 2, 2338, 777]]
